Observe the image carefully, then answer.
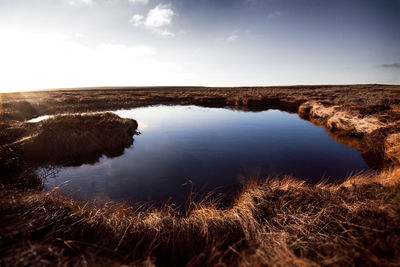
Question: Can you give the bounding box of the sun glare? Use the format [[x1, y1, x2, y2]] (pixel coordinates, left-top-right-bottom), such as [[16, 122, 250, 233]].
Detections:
[[0, 29, 196, 93]]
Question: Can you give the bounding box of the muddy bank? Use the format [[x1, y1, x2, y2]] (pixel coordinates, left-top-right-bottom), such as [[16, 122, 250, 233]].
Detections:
[[0, 113, 138, 187]]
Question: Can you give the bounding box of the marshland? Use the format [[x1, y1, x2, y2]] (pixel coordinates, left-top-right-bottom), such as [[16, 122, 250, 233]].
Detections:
[[2, 0, 400, 265], [1, 85, 400, 266]]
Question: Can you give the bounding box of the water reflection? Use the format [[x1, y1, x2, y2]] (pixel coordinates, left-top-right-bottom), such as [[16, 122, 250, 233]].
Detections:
[[42, 105, 370, 206]]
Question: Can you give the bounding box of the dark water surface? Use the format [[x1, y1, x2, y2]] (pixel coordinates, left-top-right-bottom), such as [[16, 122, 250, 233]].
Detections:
[[42, 105, 369, 206]]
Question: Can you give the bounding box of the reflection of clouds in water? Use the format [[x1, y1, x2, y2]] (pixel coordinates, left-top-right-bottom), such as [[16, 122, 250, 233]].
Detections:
[[137, 121, 149, 130], [28, 115, 51, 123], [100, 158, 114, 176], [28, 111, 107, 123], [113, 109, 152, 130], [113, 110, 134, 118]]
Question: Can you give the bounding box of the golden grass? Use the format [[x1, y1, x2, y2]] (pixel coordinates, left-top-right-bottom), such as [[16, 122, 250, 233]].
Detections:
[[1, 113, 138, 169], [1, 85, 399, 168], [1, 85, 400, 265], [2, 85, 399, 168], [1, 169, 399, 266]]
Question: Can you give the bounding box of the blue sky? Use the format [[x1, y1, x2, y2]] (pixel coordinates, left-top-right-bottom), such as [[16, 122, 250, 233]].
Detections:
[[0, 0, 399, 91]]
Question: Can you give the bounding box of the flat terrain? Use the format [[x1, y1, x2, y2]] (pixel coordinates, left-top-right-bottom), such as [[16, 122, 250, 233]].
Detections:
[[1, 84, 400, 266], [1, 84, 400, 165]]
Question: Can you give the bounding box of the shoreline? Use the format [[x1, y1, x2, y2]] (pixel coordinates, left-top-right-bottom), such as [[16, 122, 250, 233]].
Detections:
[[1, 84, 399, 166], [1, 84, 399, 265]]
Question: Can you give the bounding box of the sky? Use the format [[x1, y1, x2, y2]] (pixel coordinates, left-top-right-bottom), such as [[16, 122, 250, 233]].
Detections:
[[0, 0, 399, 92]]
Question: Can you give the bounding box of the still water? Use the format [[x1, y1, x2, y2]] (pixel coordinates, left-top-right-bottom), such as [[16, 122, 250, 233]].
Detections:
[[42, 105, 369, 206]]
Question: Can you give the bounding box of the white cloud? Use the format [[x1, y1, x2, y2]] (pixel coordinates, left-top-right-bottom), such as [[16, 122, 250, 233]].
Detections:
[[130, 14, 145, 26], [97, 43, 156, 58], [0, 30, 195, 92], [226, 34, 239, 42], [65, 0, 94, 6], [145, 4, 174, 28], [129, 0, 149, 4], [74, 33, 87, 39], [159, 29, 174, 37], [130, 4, 176, 36]]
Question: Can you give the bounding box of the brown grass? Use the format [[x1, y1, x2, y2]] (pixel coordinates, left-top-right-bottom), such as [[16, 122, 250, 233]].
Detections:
[[1, 84, 399, 164], [1, 169, 399, 266], [0, 113, 138, 191], [22, 112, 138, 166], [1, 85, 400, 266]]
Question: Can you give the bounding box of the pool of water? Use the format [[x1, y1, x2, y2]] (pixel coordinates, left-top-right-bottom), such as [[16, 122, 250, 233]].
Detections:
[[41, 105, 370, 206]]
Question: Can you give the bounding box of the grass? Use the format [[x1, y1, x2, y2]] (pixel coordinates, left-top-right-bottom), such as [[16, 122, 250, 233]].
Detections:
[[22, 112, 138, 166], [1, 85, 400, 265], [1, 85, 399, 164], [1, 169, 399, 266], [0, 113, 138, 189]]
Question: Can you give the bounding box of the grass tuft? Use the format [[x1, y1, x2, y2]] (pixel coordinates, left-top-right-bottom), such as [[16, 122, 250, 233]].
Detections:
[[1, 169, 399, 266]]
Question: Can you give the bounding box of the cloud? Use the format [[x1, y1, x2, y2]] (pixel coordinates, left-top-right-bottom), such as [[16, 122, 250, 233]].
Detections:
[[130, 14, 145, 26], [145, 4, 174, 28], [377, 62, 400, 69], [129, 0, 149, 4], [74, 33, 87, 39], [130, 4, 176, 36], [226, 34, 239, 42], [65, 0, 94, 6], [0, 30, 196, 92], [97, 43, 156, 58]]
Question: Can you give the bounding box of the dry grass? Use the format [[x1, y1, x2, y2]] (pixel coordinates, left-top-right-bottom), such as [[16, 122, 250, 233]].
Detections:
[[0, 113, 138, 196], [1, 84, 399, 164], [21, 112, 138, 166], [1, 169, 399, 266], [1, 85, 400, 266]]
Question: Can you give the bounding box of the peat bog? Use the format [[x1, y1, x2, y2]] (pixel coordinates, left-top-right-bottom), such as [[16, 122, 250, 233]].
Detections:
[[1, 85, 399, 266], [39, 105, 371, 207]]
